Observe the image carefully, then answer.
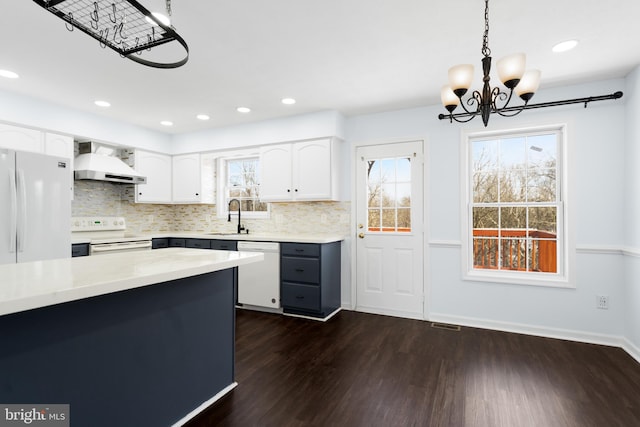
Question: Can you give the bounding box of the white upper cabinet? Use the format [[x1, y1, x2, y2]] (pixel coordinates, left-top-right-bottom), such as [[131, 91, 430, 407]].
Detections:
[[0, 124, 44, 153], [135, 150, 172, 203], [172, 153, 202, 203], [44, 132, 74, 200], [259, 144, 293, 201], [260, 138, 340, 202]]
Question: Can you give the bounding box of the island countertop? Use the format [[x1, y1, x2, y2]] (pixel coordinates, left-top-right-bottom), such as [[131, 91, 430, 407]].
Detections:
[[0, 248, 263, 317]]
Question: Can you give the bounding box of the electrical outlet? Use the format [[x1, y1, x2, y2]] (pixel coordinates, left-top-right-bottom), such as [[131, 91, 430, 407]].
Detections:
[[596, 295, 609, 310]]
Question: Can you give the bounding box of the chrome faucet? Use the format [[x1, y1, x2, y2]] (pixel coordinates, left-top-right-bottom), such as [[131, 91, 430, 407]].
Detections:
[[228, 199, 245, 234]]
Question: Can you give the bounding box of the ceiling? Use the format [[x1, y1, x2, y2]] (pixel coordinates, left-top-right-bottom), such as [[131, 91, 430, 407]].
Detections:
[[1, 0, 638, 134]]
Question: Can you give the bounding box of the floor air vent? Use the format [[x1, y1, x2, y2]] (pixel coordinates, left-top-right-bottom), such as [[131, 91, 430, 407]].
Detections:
[[430, 322, 461, 331]]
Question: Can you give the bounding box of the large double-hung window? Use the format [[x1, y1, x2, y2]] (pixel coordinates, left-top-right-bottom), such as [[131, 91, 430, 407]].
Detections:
[[463, 125, 571, 287]]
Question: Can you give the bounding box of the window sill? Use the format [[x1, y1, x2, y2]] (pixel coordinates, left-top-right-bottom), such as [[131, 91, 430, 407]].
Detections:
[[463, 269, 574, 289]]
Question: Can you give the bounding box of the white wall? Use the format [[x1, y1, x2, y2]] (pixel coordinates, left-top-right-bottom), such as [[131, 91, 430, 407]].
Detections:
[[169, 110, 346, 154], [0, 89, 171, 152], [346, 78, 629, 345], [624, 66, 640, 359]]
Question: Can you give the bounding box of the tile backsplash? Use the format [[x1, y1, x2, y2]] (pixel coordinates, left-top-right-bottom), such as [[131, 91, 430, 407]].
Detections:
[[72, 180, 350, 236]]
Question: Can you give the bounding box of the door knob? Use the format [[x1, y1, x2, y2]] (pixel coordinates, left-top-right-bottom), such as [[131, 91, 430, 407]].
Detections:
[[358, 232, 365, 239]]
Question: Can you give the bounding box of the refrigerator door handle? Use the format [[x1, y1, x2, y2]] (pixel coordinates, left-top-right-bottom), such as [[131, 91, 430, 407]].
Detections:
[[16, 168, 26, 253], [9, 169, 17, 253]]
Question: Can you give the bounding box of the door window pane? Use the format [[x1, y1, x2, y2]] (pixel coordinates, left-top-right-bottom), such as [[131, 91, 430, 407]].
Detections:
[[366, 156, 412, 233]]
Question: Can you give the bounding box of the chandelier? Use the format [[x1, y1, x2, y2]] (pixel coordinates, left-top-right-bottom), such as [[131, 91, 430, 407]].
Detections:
[[438, 0, 622, 126], [33, 0, 189, 69]]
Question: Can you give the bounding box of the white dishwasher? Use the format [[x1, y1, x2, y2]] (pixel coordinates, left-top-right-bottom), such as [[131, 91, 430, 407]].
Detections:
[[237, 241, 281, 309]]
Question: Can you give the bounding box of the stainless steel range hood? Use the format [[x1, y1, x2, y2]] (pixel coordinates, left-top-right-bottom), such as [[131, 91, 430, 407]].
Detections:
[[74, 142, 147, 184]]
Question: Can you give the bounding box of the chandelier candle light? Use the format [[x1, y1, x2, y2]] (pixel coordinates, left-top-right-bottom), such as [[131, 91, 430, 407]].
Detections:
[[438, 0, 622, 126]]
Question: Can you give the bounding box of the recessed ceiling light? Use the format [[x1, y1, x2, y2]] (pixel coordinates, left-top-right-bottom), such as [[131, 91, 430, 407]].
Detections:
[[160, 120, 173, 126], [94, 100, 111, 107], [0, 69, 19, 79], [281, 98, 296, 105], [237, 107, 251, 113], [552, 40, 578, 53], [196, 114, 210, 121]]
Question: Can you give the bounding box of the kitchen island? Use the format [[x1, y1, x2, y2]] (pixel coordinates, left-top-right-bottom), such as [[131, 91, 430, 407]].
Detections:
[[0, 248, 263, 427]]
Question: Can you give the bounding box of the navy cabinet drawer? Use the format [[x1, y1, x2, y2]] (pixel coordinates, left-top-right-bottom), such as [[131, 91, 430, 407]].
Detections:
[[281, 257, 320, 284], [168, 238, 186, 247], [71, 243, 89, 257], [281, 243, 320, 257], [152, 238, 169, 249], [281, 283, 320, 311], [186, 239, 211, 249], [210, 240, 237, 251]]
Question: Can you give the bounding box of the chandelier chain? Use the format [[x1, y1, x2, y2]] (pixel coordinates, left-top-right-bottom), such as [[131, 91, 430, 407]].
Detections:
[[482, 0, 491, 57], [166, 0, 172, 17]]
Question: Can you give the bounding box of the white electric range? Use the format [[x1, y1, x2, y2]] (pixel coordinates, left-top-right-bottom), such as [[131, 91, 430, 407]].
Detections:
[[71, 216, 152, 255]]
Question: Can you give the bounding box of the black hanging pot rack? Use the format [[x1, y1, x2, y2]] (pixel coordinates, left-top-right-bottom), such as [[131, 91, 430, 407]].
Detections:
[[32, 0, 189, 69]]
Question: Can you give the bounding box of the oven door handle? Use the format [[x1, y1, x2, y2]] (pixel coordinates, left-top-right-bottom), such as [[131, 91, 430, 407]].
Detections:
[[91, 241, 152, 253]]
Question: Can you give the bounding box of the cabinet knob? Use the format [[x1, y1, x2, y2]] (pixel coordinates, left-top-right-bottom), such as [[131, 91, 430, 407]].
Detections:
[[195, 193, 199, 196], [294, 189, 298, 192], [287, 189, 291, 192], [139, 192, 142, 195]]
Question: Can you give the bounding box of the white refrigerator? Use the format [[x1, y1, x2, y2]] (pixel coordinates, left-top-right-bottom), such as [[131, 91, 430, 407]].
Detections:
[[0, 149, 71, 265]]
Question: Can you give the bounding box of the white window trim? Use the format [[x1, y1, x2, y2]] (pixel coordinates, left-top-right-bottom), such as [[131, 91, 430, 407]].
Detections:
[[216, 148, 270, 219], [459, 123, 575, 288]]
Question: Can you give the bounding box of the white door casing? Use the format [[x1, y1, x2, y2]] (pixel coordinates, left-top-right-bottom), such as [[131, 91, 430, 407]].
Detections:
[[355, 141, 424, 319]]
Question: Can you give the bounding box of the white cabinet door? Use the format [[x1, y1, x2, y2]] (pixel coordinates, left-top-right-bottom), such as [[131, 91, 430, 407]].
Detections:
[[172, 153, 201, 203], [260, 138, 338, 202], [44, 132, 75, 200], [259, 144, 293, 201], [293, 139, 332, 200], [135, 150, 172, 203], [0, 124, 44, 153]]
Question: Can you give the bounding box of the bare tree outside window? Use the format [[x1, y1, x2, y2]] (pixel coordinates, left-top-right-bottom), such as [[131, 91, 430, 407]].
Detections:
[[226, 158, 268, 213], [471, 133, 559, 273], [367, 157, 411, 232]]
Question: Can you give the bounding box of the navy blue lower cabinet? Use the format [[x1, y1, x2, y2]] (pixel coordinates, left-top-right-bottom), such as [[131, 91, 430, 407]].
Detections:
[[210, 240, 238, 251], [0, 269, 236, 427], [151, 238, 169, 249], [168, 238, 186, 247], [280, 241, 341, 318], [185, 238, 211, 249]]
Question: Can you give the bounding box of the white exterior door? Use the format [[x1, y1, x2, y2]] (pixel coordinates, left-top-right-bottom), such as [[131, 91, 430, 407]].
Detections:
[[355, 141, 424, 319]]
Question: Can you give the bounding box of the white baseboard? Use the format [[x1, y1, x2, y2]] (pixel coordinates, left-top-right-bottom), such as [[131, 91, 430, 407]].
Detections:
[[429, 312, 626, 348], [283, 307, 342, 322], [355, 305, 424, 320], [172, 382, 237, 427], [622, 337, 640, 365]]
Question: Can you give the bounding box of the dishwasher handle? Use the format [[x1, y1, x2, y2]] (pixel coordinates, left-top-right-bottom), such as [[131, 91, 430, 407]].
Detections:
[[237, 241, 280, 252]]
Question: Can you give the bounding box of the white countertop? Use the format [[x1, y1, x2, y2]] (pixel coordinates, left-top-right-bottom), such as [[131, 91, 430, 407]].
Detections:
[[0, 248, 263, 317], [159, 232, 345, 244], [71, 232, 345, 245]]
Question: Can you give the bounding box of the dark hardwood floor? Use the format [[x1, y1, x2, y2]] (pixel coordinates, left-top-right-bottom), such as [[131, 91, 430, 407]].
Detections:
[[186, 309, 640, 427]]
